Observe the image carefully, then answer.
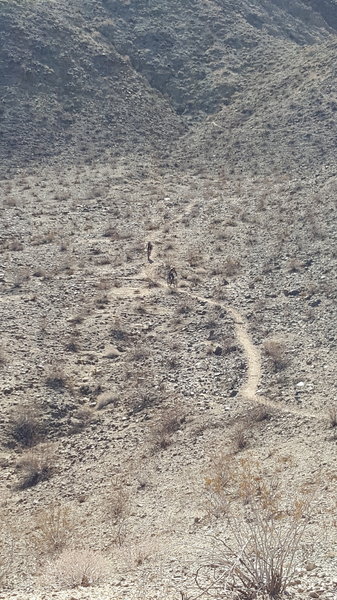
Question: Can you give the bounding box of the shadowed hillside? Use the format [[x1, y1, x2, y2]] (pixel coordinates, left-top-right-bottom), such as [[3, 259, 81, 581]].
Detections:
[[1, 0, 337, 173], [0, 0, 184, 173]]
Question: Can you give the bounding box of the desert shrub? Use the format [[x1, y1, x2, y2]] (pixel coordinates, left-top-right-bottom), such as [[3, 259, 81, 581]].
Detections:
[[0, 523, 14, 589], [127, 391, 159, 415], [109, 484, 130, 525], [202, 457, 313, 599], [204, 452, 233, 518], [106, 476, 131, 546], [68, 313, 86, 325], [231, 424, 248, 453], [151, 406, 186, 451], [248, 404, 272, 422], [167, 355, 179, 370], [48, 549, 110, 588], [10, 404, 42, 447], [96, 392, 116, 410], [263, 339, 289, 371], [103, 226, 120, 239], [45, 365, 69, 391], [31, 502, 73, 555], [0, 348, 6, 367], [327, 406, 337, 428], [69, 408, 93, 434], [223, 256, 241, 277], [64, 338, 79, 352], [16, 446, 54, 490]]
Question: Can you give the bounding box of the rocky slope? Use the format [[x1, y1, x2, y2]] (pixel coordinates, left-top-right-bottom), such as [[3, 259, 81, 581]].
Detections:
[[1, 1, 337, 599], [0, 0, 184, 173], [1, 0, 337, 173], [175, 40, 337, 175]]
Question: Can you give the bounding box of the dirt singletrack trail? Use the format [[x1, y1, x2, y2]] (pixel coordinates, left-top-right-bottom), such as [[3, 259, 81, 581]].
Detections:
[[112, 269, 318, 421], [110, 195, 320, 422], [178, 289, 319, 420]]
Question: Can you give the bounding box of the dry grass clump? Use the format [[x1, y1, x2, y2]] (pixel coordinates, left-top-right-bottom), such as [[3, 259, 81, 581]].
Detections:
[[204, 451, 233, 518], [64, 337, 80, 352], [109, 477, 131, 525], [68, 313, 86, 325], [263, 338, 289, 371], [103, 226, 120, 240], [231, 424, 249, 453], [0, 347, 6, 367], [16, 445, 55, 490], [0, 523, 14, 589], [5, 239, 23, 251], [248, 404, 272, 422], [31, 502, 74, 555], [10, 404, 43, 448], [106, 476, 131, 546], [47, 548, 110, 588]]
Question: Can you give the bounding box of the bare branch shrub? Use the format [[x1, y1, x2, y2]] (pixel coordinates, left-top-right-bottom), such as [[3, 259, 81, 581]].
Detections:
[[31, 502, 74, 555], [202, 457, 314, 599], [47, 549, 110, 588]]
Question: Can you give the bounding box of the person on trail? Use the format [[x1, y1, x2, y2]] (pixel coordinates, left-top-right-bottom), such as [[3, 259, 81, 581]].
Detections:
[[167, 267, 177, 287], [147, 241, 153, 262]]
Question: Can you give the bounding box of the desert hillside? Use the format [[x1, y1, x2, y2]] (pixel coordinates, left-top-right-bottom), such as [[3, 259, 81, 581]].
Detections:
[[0, 1, 337, 599]]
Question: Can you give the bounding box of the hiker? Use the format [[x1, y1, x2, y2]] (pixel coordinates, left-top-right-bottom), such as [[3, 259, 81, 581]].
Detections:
[[167, 267, 177, 287], [147, 241, 153, 262]]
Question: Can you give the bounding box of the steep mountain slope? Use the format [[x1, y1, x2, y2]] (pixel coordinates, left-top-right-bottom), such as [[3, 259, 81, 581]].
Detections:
[[0, 0, 184, 173], [99, 0, 337, 115], [175, 40, 337, 175], [1, 0, 337, 173]]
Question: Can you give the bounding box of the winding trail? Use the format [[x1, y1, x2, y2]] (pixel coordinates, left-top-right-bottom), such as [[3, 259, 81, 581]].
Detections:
[[110, 196, 320, 422], [178, 290, 318, 419], [111, 274, 319, 421]]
